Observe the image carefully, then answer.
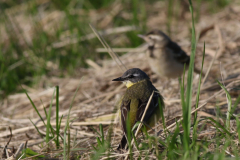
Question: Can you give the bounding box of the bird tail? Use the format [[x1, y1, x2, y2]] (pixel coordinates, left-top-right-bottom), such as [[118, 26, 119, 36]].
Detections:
[[117, 135, 128, 150]]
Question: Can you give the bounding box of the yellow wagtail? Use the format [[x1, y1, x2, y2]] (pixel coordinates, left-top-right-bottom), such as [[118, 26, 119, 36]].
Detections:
[[112, 68, 164, 150]]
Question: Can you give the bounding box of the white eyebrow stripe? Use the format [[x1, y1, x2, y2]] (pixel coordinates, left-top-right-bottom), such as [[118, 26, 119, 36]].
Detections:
[[150, 35, 163, 40], [133, 73, 140, 76]]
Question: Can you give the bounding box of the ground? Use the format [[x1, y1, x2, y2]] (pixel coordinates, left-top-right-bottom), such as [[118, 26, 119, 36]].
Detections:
[[1, 0, 240, 159]]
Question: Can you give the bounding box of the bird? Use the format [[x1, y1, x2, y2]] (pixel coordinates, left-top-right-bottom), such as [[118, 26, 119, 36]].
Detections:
[[112, 68, 164, 150], [138, 29, 203, 79]]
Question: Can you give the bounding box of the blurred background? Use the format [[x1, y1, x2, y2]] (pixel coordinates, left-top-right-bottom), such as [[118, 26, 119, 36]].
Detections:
[[0, 0, 236, 98]]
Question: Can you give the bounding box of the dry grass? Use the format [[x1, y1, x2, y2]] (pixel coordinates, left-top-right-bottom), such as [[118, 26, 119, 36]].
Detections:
[[1, 1, 240, 159]]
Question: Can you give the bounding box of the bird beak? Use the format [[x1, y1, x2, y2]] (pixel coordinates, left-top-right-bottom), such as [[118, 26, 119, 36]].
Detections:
[[137, 34, 145, 39], [112, 77, 123, 81]]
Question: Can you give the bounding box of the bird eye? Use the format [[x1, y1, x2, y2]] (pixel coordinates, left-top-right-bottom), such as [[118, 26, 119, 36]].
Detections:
[[127, 74, 134, 78], [149, 36, 152, 39]]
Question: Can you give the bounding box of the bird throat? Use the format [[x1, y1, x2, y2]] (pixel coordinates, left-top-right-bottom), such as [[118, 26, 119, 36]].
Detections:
[[123, 80, 135, 88], [124, 79, 147, 88]]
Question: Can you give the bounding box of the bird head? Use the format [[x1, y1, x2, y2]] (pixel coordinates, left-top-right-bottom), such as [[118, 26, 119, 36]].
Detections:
[[138, 29, 170, 47], [112, 68, 150, 88]]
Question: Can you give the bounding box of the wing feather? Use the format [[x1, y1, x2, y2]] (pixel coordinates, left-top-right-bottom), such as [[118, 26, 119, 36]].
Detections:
[[120, 100, 130, 138], [166, 41, 190, 65], [136, 92, 164, 128]]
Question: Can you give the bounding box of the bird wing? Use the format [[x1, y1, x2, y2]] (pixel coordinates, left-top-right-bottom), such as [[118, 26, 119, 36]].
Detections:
[[118, 92, 164, 149], [167, 41, 190, 65], [136, 92, 164, 127], [118, 99, 129, 150], [120, 98, 139, 138], [118, 98, 139, 150], [120, 100, 130, 138]]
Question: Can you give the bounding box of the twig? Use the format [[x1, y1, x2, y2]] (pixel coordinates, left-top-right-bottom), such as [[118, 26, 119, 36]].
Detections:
[[86, 59, 102, 70], [199, 24, 214, 39], [0, 121, 117, 138], [96, 48, 144, 53], [215, 25, 225, 58], [3, 127, 12, 158], [14, 143, 25, 158], [89, 24, 127, 73], [201, 77, 240, 91], [52, 25, 137, 48], [200, 47, 218, 89]]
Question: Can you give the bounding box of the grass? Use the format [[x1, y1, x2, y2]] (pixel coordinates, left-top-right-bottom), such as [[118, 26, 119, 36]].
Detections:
[[183, 0, 197, 154], [0, 0, 152, 98], [0, 0, 232, 99], [86, 0, 238, 159], [1, 0, 239, 159]]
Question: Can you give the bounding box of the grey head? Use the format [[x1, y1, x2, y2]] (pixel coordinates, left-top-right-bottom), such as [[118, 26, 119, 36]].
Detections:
[[138, 29, 170, 47], [112, 68, 149, 83]]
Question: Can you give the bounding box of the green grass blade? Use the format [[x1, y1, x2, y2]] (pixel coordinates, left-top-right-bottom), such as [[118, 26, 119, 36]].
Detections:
[[68, 126, 70, 160], [56, 86, 60, 148], [91, 142, 109, 160], [192, 42, 205, 146], [23, 88, 46, 126], [236, 116, 240, 144], [90, 126, 101, 137], [194, 42, 205, 118], [231, 93, 240, 115], [181, 0, 197, 154], [99, 124, 104, 144], [179, 64, 186, 110], [179, 65, 186, 117], [204, 117, 231, 136], [159, 97, 166, 134], [96, 137, 102, 147], [132, 132, 139, 150], [29, 119, 44, 138], [43, 106, 57, 141], [58, 115, 64, 142], [64, 77, 83, 159], [46, 88, 56, 143], [168, 122, 180, 156], [167, 120, 182, 159], [217, 80, 232, 130]]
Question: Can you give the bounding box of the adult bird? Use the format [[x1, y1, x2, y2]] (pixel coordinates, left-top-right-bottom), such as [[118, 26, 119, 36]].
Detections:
[[112, 68, 164, 150], [138, 29, 202, 79]]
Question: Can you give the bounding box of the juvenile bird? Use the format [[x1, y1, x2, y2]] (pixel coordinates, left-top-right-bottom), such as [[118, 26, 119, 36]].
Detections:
[[138, 30, 202, 79], [112, 68, 164, 150]]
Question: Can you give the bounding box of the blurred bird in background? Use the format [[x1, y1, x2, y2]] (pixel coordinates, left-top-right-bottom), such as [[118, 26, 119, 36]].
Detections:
[[138, 29, 203, 79]]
